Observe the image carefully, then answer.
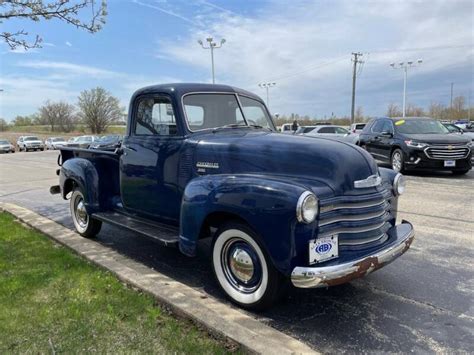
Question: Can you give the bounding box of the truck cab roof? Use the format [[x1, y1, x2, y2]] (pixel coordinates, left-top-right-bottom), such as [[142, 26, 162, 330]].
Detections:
[[132, 83, 261, 101]]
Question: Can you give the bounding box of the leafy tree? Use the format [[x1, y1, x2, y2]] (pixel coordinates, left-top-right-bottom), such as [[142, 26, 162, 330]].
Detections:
[[0, 0, 107, 50], [0, 118, 8, 131], [77, 87, 123, 134], [12, 115, 33, 126], [39, 100, 76, 132]]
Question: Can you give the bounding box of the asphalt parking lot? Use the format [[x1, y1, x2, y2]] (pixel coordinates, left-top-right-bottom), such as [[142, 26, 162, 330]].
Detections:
[[0, 150, 473, 353]]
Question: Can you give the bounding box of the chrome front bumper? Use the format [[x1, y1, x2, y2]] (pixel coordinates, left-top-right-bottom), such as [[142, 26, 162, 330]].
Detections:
[[291, 221, 414, 288]]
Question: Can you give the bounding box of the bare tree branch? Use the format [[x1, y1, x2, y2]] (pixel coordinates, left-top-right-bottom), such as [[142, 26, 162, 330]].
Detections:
[[0, 0, 107, 50]]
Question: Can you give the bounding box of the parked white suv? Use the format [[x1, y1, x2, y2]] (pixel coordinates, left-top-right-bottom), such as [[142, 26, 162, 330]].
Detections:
[[18, 136, 44, 152], [45, 137, 67, 150]]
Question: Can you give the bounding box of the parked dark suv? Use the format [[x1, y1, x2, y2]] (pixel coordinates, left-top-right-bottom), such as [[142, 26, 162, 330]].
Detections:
[[359, 117, 472, 175]]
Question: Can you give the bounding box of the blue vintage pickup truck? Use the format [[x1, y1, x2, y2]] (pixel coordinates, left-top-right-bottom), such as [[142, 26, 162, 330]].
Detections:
[[51, 83, 414, 310]]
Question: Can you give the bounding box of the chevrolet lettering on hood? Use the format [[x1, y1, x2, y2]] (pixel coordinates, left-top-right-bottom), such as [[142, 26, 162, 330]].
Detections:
[[50, 83, 415, 311]]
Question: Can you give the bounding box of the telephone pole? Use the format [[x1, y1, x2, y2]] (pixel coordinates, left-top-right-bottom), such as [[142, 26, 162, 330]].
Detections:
[[351, 52, 363, 124]]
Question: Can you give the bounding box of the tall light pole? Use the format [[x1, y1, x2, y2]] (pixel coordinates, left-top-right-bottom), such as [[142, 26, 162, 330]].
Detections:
[[258, 82, 276, 107], [390, 59, 423, 117], [198, 37, 226, 84]]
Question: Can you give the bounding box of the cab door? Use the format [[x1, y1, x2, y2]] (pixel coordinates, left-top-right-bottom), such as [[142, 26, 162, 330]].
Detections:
[[365, 120, 385, 159], [120, 94, 184, 222]]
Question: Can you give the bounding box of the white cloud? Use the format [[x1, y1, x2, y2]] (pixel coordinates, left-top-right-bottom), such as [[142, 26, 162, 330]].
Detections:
[[65, 41, 72, 47], [157, 0, 473, 116], [17, 60, 122, 79]]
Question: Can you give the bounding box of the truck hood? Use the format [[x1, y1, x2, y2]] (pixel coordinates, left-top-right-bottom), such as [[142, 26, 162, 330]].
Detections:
[[403, 133, 471, 144], [194, 129, 379, 196]]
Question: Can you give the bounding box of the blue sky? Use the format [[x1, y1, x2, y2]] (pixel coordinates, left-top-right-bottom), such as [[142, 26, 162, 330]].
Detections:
[[0, 0, 472, 121]]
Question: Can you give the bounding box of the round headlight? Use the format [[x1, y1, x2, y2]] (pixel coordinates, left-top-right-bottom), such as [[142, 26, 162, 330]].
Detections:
[[393, 173, 406, 196], [296, 191, 318, 223]]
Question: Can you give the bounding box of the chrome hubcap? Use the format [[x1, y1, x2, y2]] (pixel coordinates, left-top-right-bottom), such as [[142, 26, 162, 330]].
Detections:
[[75, 199, 88, 228], [222, 238, 262, 293], [392, 152, 402, 172], [229, 248, 254, 283]]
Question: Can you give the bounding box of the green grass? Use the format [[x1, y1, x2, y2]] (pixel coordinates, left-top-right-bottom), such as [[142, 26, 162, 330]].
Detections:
[[0, 213, 234, 354]]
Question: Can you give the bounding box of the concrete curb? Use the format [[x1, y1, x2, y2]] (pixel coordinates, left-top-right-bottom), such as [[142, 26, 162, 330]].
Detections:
[[0, 202, 317, 355]]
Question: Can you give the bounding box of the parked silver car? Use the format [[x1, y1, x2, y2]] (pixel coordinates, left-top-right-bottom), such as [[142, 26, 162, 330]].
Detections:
[[0, 139, 15, 153], [350, 123, 366, 134], [304, 125, 359, 144], [18, 136, 44, 152], [45, 137, 67, 150], [66, 135, 98, 149]]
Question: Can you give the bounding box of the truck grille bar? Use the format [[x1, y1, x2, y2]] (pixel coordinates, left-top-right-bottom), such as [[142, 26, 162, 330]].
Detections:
[[318, 189, 393, 248]]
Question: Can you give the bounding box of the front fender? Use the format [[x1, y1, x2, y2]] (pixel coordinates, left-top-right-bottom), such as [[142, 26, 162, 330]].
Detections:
[[60, 158, 100, 214], [179, 174, 309, 274]]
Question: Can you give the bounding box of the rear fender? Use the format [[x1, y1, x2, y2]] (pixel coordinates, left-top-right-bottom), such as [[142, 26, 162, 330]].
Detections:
[[60, 158, 100, 214], [179, 174, 308, 274]]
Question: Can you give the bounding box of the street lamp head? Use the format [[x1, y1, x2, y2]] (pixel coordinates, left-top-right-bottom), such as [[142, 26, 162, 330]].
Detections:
[[399, 62, 404, 66], [417, 59, 423, 64], [407, 61, 413, 65], [206, 37, 213, 43], [390, 62, 395, 67], [220, 38, 226, 44], [197, 39, 203, 45]]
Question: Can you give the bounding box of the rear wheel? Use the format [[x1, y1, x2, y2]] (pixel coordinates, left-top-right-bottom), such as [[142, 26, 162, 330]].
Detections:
[[391, 149, 405, 173], [70, 189, 102, 238], [212, 222, 284, 311], [452, 169, 470, 176]]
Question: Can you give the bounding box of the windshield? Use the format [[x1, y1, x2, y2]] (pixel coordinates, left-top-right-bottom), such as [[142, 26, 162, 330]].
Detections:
[[25, 137, 39, 141], [52, 137, 65, 142], [77, 136, 92, 142], [0, 140, 9, 144], [98, 135, 120, 143], [394, 119, 449, 134], [183, 93, 274, 131], [443, 124, 460, 133]]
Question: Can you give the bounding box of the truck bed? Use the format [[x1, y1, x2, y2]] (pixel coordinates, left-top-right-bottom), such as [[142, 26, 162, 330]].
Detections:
[[59, 147, 121, 209]]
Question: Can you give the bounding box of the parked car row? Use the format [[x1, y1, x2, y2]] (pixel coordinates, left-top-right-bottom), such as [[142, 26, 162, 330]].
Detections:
[[3, 135, 123, 153]]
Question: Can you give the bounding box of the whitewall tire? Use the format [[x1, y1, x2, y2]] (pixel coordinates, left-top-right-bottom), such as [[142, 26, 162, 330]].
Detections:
[[212, 222, 284, 310]]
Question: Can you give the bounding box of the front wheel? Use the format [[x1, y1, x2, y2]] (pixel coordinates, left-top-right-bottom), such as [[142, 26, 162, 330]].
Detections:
[[391, 149, 405, 173], [212, 222, 284, 311], [70, 189, 102, 238]]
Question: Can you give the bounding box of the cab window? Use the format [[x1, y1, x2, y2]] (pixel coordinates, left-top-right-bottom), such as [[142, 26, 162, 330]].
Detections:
[[134, 96, 177, 136]]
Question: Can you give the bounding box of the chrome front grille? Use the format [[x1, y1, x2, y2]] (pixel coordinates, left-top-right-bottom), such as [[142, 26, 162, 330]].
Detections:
[[318, 189, 393, 248], [424, 144, 470, 160]]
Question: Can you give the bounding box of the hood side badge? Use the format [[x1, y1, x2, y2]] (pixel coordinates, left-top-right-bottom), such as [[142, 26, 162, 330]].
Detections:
[[354, 175, 382, 189]]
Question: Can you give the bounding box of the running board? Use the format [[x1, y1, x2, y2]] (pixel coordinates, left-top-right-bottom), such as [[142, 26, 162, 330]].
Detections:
[[92, 211, 179, 247]]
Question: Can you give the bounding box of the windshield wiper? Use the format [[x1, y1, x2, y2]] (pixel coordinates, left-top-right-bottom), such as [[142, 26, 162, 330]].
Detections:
[[212, 124, 247, 132]]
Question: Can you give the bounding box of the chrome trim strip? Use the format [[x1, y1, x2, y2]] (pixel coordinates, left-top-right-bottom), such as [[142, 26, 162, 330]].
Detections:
[[319, 220, 389, 238], [319, 209, 388, 227], [291, 222, 415, 288], [339, 233, 388, 246], [320, 199, 387, 213], [424, 146, 470, 160], [354, 174, 382, 189]]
